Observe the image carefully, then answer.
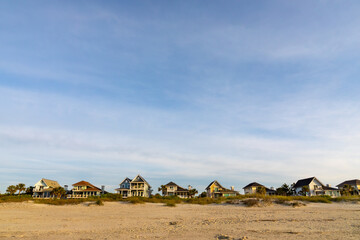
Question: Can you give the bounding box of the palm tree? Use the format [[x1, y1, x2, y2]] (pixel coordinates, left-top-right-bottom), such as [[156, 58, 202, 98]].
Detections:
[[341, 184, 354, 196], [6, 185, 17, 195], [51, 187, 66, 199], [158, 185, 167, 196], [16, 183, 26, 195], [188, 188, 198, 198]]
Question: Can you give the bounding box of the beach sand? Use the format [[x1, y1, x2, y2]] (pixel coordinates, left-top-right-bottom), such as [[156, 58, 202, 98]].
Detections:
[[0, 201, 359, 239]]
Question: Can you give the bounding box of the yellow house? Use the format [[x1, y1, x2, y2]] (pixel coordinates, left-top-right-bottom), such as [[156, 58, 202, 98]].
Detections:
[[206, 180, 238, 198]]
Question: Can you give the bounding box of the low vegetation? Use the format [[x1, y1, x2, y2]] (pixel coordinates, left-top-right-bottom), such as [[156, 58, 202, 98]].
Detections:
[[1, 192, 359, 206]]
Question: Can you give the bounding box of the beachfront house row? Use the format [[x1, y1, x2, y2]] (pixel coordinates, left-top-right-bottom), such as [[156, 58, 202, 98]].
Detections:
[[70, 180, 102, 198], [161, 182, 190, 198], [243, 182, 276, 195], [293, 177, 341, 197], [336, 179, 360, 195], [206, 180, 238, 198], [33, 178, 61, 198], [115, 174, 151, 198]]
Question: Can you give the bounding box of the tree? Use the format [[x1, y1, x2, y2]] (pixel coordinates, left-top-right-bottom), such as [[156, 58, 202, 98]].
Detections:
[[341, 184, 355, 196], [276, 183, 293, 196], [6, 185, 17, 195], [25, 186, 34, 195], [51, 187, 66, 199], [300, 186, 310, 196], [16, 183, 26, 195], [256, 186, 266, 195], [188, 188, 198, 198], [199, 191, 207, 198], [158, 185, 167, 196]]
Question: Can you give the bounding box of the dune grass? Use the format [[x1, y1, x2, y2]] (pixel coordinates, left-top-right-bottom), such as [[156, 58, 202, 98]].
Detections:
[[33, 198, 86, 205], [1, 193, 359, 206], [0, 194, 32, 203]]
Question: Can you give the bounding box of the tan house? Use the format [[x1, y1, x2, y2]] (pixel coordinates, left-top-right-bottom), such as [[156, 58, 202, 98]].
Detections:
[[336, 179, 360, 195], [243, 182, 275, 195], [33, 178, 61, 198], [206, 180, 238, 198], [293, 177, 340, 197], [161, 182, 190, 198], [115, 175, 151, 198], [70, 180, 102, 198], [130, 175, 151, 197]]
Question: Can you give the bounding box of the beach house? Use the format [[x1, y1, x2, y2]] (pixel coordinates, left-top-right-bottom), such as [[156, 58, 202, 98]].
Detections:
[[32, 178, 61, 198], [336, 179, 360, 195], [243, 182, 276, 195], [293, 177, 340, 197], [115, 177, 131, 198], [115, 175, 151, 198], [130, 175, 151, 197], [206, 180, 238, 198], [70, 180, 102, 198], [161, 182, 190, 198]]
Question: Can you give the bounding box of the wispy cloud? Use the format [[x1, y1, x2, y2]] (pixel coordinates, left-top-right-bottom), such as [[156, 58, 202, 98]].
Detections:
[[1, 1, 360, 193]]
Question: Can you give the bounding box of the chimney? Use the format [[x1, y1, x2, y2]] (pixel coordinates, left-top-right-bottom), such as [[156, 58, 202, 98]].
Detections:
[[64, 185, 68, 191], [231, 186, 234, 191], [188, 185, 192, 190], [101, 185, 105, 194], [326, 184, 331, 187], [270, 187, 274, 190]]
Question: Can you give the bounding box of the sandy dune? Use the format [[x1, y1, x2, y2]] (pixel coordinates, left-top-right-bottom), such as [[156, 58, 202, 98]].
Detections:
[[0, 201, 359, 239]]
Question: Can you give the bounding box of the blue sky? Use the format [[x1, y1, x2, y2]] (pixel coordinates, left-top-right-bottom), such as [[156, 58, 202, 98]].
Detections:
[[1, 1, 360, 193]]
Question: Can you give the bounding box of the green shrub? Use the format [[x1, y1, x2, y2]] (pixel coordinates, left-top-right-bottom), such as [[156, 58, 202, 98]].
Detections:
[[165, 201, 176, 207], [95, 199, 104, 206], [242, 198, 260, 207]]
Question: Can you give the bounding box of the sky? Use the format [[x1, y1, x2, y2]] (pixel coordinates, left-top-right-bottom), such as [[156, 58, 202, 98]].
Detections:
[[1, 1, 360, 194]]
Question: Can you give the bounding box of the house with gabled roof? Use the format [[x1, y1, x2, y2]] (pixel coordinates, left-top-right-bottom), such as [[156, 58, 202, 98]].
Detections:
[[293, 177, 340, 197], [115, 177, 132, 198], [33, 178, 61, 198], [70, 180, 102, 198], [130, 174, 151, 197], [161, 181, 190, 198], [206, 180, 238, 198], [336, 179, 360, 195], [243, 182, 275, 195]]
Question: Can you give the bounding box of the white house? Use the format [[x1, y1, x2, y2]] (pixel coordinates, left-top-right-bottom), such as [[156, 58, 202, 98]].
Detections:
[[33, 178, 61, 198], [293, 177, 340, 197]]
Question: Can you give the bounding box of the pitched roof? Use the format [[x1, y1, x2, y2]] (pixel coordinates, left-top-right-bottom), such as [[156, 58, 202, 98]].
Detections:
[[42, 178, 61, 188], [293, 177, 324, 189], [119, 177, 132, 185], [243, 182, 264, 189], [206, 180, 224, 190], [165, 181, 178, 186], [72, 180, 101, 191], [323, 186, 339, 191], [336, 179, 360, 187], [164, 182, 189, 192], [131, 174, 151, 187]]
